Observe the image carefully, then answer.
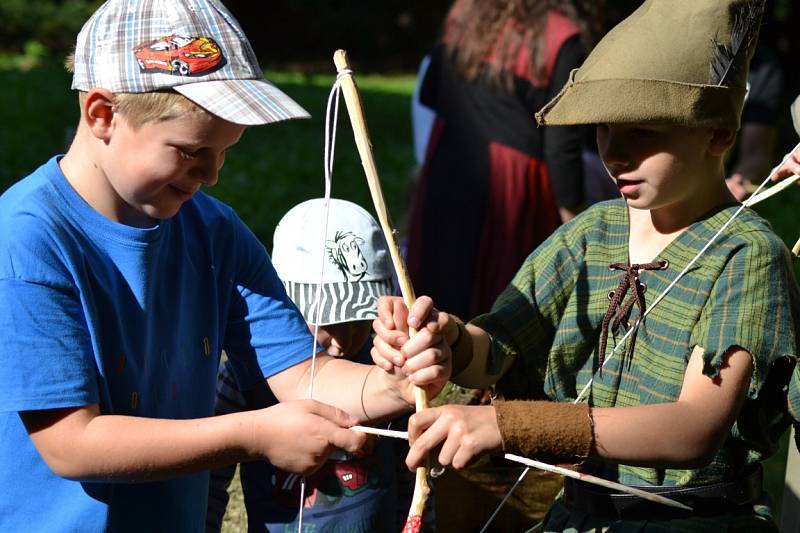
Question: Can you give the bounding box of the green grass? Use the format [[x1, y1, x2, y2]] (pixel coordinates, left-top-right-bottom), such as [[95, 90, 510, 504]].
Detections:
[[1, 60, 798, 529]]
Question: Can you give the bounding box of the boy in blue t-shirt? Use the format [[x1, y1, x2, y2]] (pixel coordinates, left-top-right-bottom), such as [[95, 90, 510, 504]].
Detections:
[[0, 1, 450, 531], [208, 198, 402, 532]]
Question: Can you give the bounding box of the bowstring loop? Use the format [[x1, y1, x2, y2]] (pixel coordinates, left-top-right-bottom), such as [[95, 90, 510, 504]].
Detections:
[[297, 73, 348, 533]]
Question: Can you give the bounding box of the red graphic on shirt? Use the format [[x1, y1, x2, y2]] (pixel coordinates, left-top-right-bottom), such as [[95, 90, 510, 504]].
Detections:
[[333, 460, 374, 496], [269, 457, 381, 508], [133, 35, 223, 76]]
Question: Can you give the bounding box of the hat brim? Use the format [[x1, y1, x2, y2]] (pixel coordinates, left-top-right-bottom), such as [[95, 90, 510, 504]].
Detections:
[[284, 279, 394, 326], [535, 70, 744, 129], [175, 78, 310, 126]]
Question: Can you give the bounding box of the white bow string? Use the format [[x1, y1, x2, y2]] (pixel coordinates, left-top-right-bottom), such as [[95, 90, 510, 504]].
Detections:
[[296, 68, 351, 533]]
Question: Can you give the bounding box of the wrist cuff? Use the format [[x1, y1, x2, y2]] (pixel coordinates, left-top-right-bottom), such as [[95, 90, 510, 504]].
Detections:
[[448, 315, 473, 377], [494, 400, 593, 463]]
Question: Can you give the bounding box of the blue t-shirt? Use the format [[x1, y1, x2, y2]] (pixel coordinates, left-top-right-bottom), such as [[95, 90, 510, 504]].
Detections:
[[0, 157, 315, 532]]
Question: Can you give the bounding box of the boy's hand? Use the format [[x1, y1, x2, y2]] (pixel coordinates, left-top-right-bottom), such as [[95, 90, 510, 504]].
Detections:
[[772, 144, 800, 182], [251, 400, 367, 475], [371, 295, 455, 398], [405, 405, 502, 470]]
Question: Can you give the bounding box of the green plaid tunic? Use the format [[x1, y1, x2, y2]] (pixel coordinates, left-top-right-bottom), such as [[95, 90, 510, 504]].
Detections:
[[471, 199, 800, 531]]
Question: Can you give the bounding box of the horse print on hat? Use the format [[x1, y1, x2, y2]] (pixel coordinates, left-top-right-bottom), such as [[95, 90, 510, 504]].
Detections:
[[327, 231, 368, 281]]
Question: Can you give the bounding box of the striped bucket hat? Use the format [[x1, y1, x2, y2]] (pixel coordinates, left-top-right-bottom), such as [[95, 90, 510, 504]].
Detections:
[[272, 199, 395, 326], [71, 0, 309, 125]]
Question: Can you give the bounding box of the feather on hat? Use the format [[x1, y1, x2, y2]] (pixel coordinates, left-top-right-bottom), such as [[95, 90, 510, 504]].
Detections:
[[536, 0, 765, 128]]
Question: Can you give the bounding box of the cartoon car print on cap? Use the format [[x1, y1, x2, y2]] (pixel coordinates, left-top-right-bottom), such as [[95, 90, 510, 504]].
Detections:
[[134, 35, 223, 76]]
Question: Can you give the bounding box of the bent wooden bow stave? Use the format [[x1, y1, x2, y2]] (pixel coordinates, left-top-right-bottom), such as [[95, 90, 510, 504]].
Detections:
[[332, 49, 430, 533]]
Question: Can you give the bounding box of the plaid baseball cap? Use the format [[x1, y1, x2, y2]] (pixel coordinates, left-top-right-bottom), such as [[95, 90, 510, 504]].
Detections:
[[71, 0, 310, 125], [272, 199, 395, 326]]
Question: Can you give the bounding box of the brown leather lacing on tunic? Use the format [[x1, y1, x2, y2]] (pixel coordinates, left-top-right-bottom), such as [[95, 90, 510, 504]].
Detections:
[[598, 259, 669, 369]]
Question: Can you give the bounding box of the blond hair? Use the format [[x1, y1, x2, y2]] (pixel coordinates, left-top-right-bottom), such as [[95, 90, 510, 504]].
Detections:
[[67, 53, 208, 128]]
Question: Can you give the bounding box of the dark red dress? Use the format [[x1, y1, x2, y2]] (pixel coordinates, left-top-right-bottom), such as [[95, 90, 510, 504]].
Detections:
[[407, 11, 586, 319]]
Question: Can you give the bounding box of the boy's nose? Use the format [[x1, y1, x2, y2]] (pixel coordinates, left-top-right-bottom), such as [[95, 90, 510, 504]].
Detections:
[[194, 153, 225, 187], [598, 137, 629, 172], [201, 168, 219, 187]]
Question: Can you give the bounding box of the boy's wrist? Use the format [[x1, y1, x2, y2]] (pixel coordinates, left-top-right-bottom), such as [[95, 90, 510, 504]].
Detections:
[[494, 400, 594, 464], [366, 364, 416, 416], [447, 315, 474, 378]]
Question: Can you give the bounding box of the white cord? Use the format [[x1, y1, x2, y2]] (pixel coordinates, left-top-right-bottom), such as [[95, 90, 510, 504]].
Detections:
[[575, 140, 800, 401], [296, 71, 350, 533], [479, 141, 800, 531], [307, 69, 348, 399]]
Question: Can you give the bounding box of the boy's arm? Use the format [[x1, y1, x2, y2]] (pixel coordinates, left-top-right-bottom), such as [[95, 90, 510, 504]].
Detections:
[[20, 399, 366, 482], [265, 347, 451, 423], [590, 345, 752, 467], [406, 345, 753, 470]]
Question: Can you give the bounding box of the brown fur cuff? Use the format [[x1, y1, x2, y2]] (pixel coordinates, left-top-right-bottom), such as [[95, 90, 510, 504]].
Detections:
[[448, 315, 473, 378], [494, 400, 593, 464]]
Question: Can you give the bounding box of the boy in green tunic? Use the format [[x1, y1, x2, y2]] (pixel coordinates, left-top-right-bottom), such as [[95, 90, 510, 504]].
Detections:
[[372, 0, 800, 530]]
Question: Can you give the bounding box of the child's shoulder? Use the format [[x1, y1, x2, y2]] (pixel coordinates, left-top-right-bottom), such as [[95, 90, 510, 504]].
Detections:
[[0, 158, 78, 282], [556, 198, 627, 242], [0, 157, 65, 237], [723, 206, 792, 259], [580, 198, 627, 222], [683, 204, 795, 277]]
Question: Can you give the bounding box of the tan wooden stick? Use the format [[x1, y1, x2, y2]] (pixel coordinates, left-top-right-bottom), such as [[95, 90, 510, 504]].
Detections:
[[332, 49, 429, 532], [743, 173, 800, 256], [745, 174, 800, 207]]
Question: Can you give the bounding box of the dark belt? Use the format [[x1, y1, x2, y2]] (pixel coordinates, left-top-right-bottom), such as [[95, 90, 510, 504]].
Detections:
[[563, 466, 762, 521]]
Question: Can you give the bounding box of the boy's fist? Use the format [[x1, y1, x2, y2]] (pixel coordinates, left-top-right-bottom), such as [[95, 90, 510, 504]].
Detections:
[[371, 295, 454, 400], [251, 400, 366, 475]]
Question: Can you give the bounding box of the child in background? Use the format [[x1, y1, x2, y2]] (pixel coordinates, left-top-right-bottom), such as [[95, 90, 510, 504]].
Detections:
[[0, 1, 448, 530], [207, 198, 399, 532], [373, 0, 800, 530]]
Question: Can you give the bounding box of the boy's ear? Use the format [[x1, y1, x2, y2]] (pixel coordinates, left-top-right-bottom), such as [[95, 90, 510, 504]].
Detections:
[[708, 128, 737, 157], [83, 88, 117, 141]]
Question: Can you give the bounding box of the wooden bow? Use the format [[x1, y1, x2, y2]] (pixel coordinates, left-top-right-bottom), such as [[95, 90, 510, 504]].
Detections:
[[744, 169, 800, 256], [332, 49, 430, 533]]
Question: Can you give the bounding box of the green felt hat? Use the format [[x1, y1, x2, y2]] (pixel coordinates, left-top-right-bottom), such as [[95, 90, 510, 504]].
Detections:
[[536, 0, 764, 129], [791, 94, 800, 137]]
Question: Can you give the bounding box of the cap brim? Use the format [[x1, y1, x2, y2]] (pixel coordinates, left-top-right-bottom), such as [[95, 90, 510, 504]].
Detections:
[[284, 279, 394, 326], [175, 78, 310, 126]]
